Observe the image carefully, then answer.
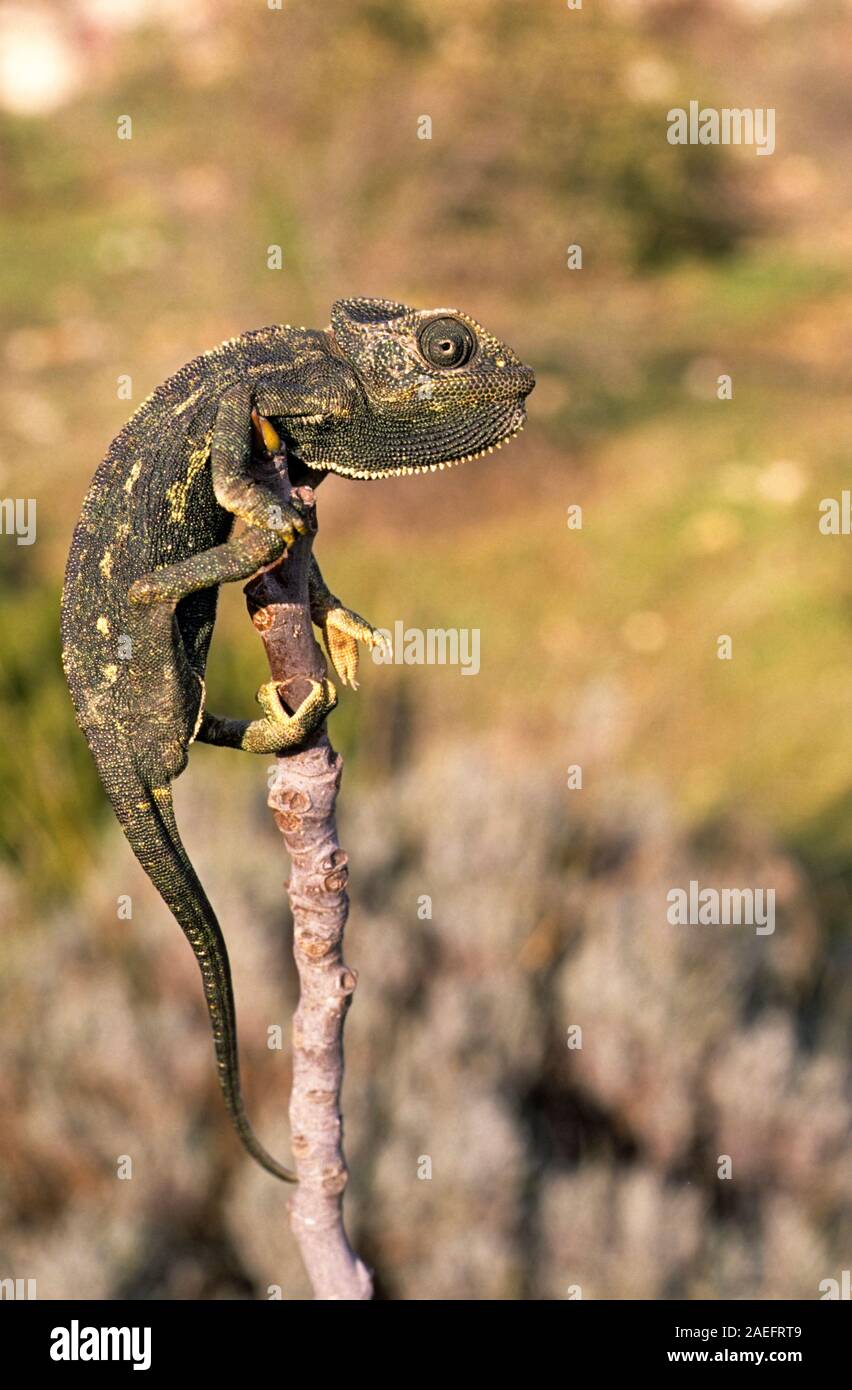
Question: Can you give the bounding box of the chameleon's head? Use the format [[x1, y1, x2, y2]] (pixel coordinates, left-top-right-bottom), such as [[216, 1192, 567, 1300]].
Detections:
[[323, 297, 535, 478]]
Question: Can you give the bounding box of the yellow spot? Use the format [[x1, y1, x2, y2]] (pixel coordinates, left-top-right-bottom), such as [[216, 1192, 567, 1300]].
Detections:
[[99, 550, 113, 579], [190, 673, 206, 743], [152, 786, 170, 802], [96, 615, 110, 636], [124, 461, 142, 494], [165, 429, 212, 523], [103, 664, 119, 684], [172, 386, 205, 418]]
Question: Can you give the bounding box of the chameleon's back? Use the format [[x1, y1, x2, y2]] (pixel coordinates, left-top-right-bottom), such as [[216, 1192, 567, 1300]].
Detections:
[[61, 322, 320, 715], [61, 347, 234, 725]]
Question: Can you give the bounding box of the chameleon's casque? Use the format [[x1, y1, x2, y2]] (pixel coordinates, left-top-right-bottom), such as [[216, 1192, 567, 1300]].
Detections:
[[61, 298, 534, 1180]]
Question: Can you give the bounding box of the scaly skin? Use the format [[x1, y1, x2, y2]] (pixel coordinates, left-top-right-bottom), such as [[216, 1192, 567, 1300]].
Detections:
[[60, 297, 535, 1181]]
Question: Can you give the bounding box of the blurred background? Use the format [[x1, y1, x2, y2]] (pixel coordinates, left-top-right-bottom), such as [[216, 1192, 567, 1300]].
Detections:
[[1, 0, 851, 1300]]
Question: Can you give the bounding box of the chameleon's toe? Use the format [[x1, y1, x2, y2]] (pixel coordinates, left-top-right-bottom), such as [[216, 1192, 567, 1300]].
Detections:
[[323, 607, 388, 689], [255, 680, 288, 721], [250, 677, 336, 751], [250, 498, 309, 546], [326, 628, 360, 688], [285, 677, 337, 741], [303, 676, 338, 719], [282, 499, 310, 539]]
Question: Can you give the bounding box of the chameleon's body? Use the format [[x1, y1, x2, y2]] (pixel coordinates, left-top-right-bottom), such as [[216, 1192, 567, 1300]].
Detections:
[[61, 298, 534, 1180]]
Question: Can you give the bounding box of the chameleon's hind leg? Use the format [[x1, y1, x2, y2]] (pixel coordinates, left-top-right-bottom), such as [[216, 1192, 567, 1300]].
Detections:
[[308, 555, 389, 690], [128, 526, 288, 606], [197, 678, 337, 754], [129, 528, 336, 762]]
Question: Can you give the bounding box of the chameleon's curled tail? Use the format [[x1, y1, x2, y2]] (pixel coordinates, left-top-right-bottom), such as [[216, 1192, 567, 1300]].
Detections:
[[118, 772, 297, 1183]]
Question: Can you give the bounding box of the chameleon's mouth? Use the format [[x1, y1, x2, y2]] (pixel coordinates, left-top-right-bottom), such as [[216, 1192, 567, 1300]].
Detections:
[[325, 405, 528, 481]]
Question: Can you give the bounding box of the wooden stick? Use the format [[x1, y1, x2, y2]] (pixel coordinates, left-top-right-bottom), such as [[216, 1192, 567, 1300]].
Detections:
[[243, 451, 373, 1301]]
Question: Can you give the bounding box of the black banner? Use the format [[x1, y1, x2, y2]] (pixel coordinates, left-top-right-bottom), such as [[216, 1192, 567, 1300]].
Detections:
[[0, 1298, 845, 1374]]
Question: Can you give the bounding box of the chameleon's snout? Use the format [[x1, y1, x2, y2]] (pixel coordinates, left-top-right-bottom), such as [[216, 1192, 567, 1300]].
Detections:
[[519, 366, 536, 401]]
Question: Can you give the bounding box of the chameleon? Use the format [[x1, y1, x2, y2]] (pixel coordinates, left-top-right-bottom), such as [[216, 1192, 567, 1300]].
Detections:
[[61, 296, 535, 1181]]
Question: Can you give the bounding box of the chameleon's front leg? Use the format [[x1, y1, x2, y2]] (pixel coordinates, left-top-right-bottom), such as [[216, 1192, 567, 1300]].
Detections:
[[309, 556, 389, 690]]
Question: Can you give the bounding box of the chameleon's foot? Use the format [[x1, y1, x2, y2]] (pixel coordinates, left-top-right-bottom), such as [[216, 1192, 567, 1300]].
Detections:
[[320, 606, 390, 689], [243, 677, 337, 753], [262, 498, 311, 548]]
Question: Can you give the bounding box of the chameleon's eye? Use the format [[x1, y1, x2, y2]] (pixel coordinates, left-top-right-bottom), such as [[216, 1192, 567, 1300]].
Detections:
[[418, 317, 476, 370]]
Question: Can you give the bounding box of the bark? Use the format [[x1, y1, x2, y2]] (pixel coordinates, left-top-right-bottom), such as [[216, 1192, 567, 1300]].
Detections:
[[243, 451, 373, 1301]]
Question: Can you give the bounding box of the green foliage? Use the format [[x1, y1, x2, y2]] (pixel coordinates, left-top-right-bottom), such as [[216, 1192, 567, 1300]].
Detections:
[[0, 563, 103, 897]]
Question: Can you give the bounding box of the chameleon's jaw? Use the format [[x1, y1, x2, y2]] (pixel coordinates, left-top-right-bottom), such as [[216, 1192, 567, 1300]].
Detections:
[[322, 404, 529, 481]]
